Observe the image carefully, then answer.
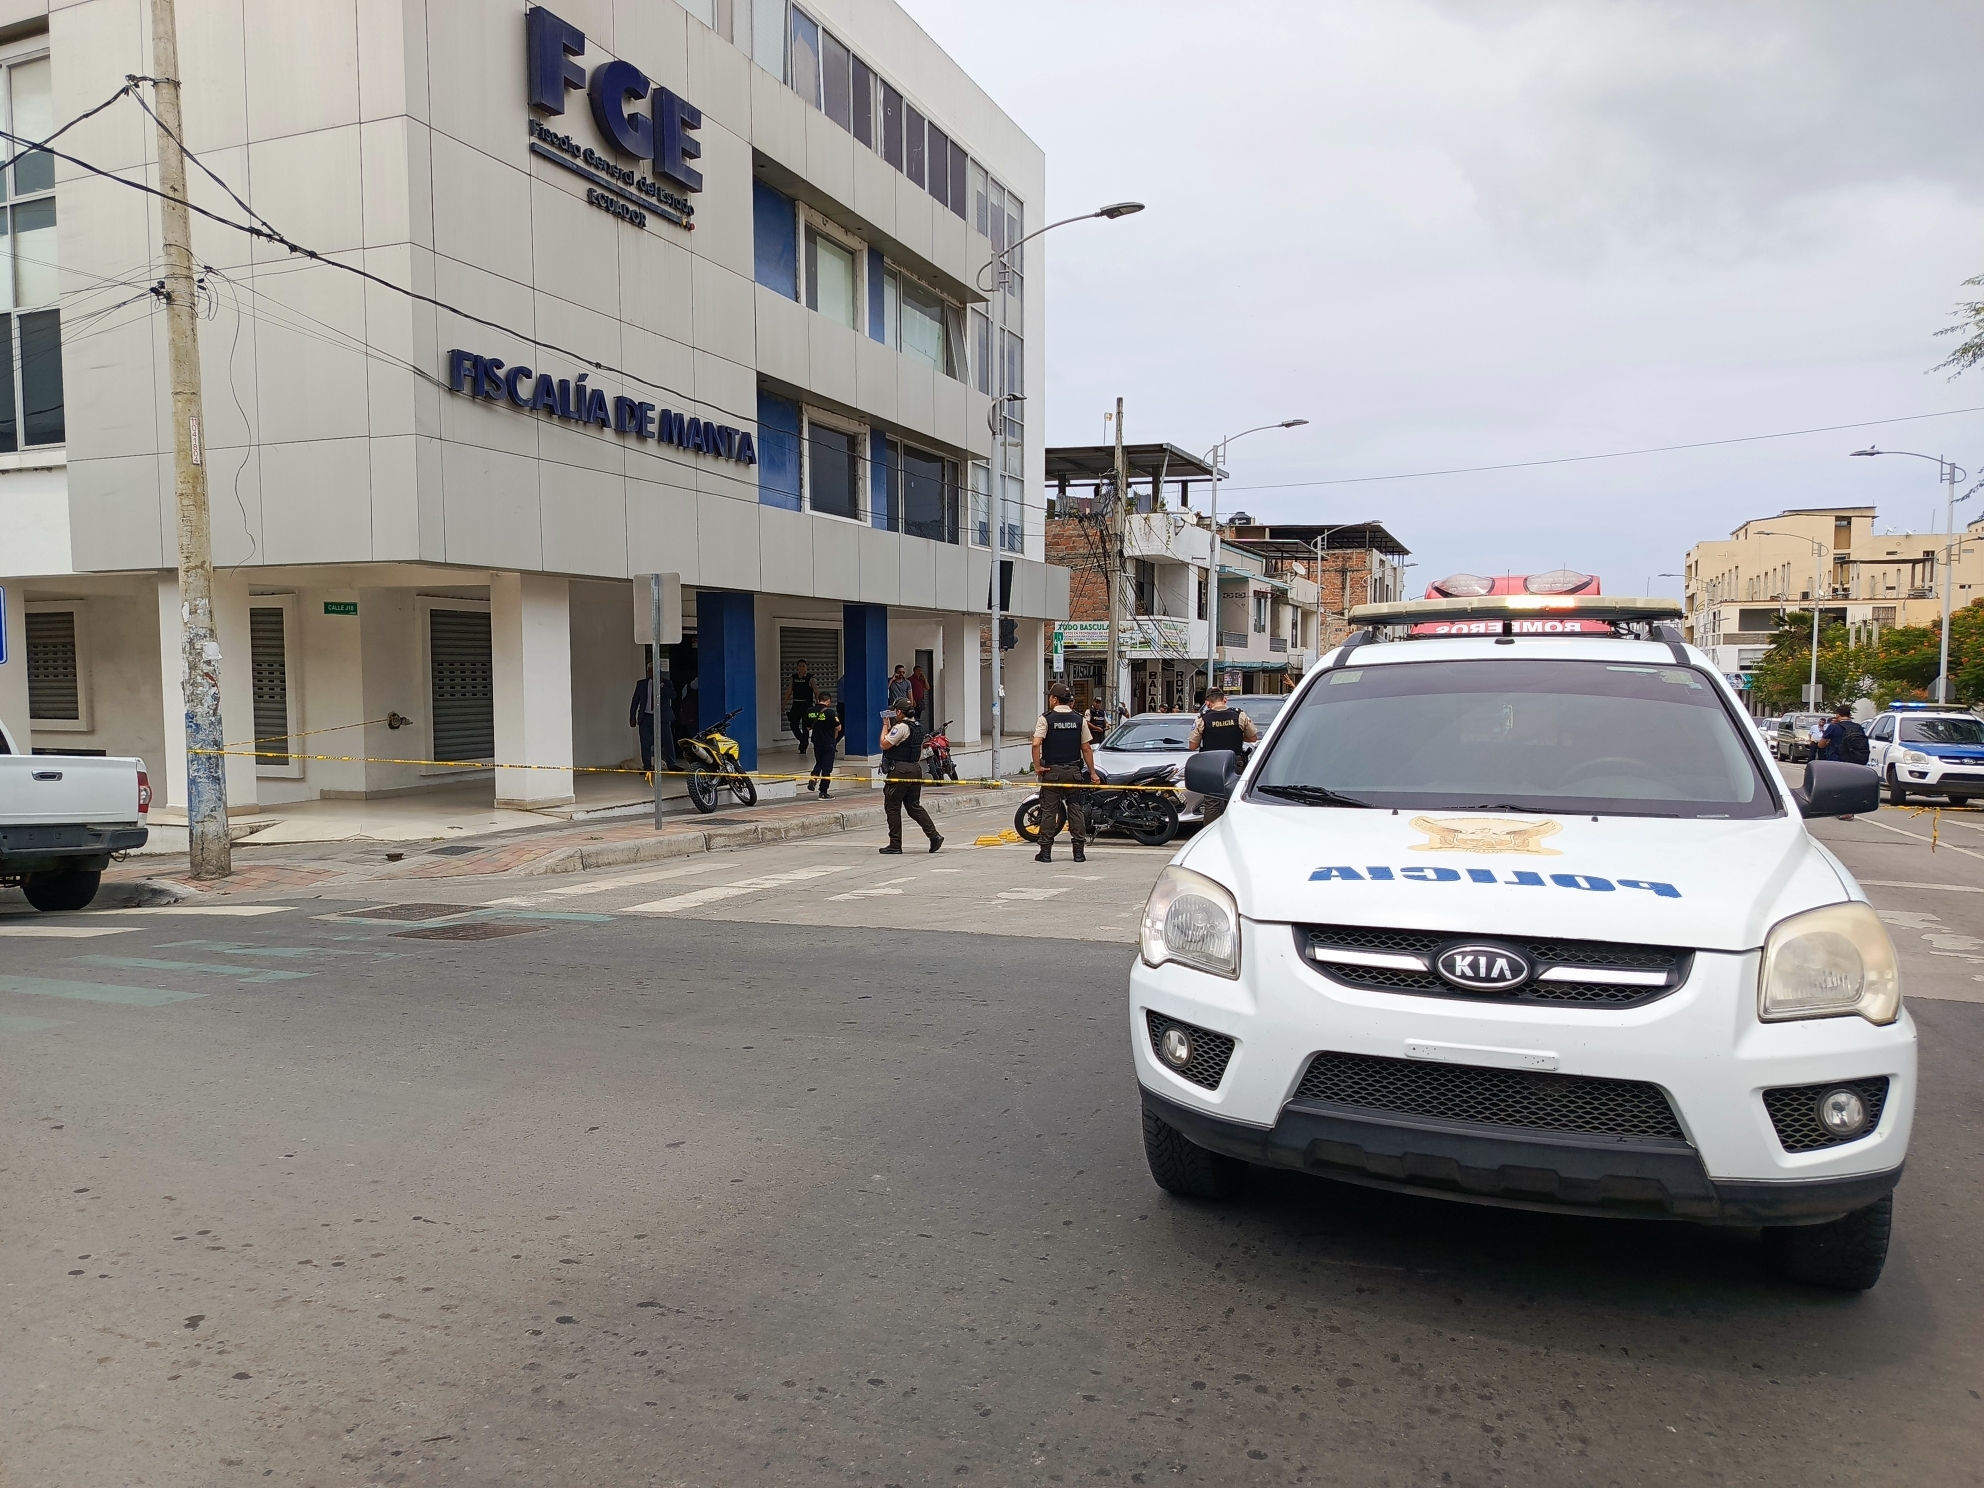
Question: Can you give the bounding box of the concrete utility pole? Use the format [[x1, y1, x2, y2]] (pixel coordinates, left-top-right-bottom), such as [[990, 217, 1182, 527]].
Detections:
[[150, 0, 229, 877], [1106, 397, 1126, 716]]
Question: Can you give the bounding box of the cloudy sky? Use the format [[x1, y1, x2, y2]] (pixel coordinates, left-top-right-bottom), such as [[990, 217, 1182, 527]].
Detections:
[[901, 0, 1984, 594]]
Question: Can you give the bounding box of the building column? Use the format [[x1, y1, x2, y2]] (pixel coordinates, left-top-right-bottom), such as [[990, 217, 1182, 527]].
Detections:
[[0, 581, 27, 737], [1008, 619, 1047, 733], [841, 602, 889, 757], [155, 571, 257, 811], [696, 589, 758, 772], [492, 572, 573, 808], [938, 610, 979, 749]]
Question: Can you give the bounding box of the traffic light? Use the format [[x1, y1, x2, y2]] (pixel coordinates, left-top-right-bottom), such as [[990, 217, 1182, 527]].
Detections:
[[999, 618, 1018, 651]]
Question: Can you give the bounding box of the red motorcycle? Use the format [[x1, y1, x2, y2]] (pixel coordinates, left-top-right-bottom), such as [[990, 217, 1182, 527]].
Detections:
[[924, 719, 959, 782]]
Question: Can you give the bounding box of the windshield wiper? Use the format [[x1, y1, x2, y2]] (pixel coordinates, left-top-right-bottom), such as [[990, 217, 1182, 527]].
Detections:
[[1253, 784, 1374, 809]]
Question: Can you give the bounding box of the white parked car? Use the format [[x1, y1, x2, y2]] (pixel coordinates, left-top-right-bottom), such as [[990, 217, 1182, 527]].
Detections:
[[1, 714, 150, 910], [1865, 703, 1984, 804], [1138, 595, 1907, 1290]]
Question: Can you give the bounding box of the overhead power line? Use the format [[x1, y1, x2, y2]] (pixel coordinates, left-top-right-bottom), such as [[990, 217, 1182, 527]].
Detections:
[[1218, 406, 1984, 493]]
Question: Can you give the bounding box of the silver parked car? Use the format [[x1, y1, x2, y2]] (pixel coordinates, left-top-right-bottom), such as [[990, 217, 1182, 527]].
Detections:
[[1094, 696, 1293, 823]]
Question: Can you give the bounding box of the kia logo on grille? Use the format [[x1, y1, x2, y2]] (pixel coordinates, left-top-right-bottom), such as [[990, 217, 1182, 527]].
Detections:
[[1433, 942, 1532, 992]]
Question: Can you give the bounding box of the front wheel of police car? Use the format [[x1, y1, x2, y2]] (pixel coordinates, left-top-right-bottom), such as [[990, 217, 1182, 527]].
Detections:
[[1130, 593, 1911, 1291]]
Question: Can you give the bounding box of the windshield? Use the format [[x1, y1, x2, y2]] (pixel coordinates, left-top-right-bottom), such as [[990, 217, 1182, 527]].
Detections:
[[1901, 717, 1984, 745], [1251, 658, 1779, 818], [1103, 720, 1194, 751], [1231, 697, 1288, 728]]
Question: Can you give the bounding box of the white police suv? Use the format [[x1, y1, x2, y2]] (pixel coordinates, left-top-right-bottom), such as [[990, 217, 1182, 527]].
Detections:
[[1866, 701, 1984, 805], [1138, 595, 1908, 1290]]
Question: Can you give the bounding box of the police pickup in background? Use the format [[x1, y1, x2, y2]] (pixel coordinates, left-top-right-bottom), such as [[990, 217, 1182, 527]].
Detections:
[[0, 714, 149, 911], [1139, 592, 1907, 1291], [1866, 701, 1984, 805]]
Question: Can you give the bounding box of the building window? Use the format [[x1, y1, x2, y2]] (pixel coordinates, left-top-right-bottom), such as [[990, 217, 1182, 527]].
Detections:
[[787, 6, 821, 107], [1252, 594, 1269, 633], [1, 56, 60, 450], [820, 26, 851, 128], [970, 460, 991, 548], [971, 307, 991, 395], [880, 80, 903, 169], [804, 223, 858, 328], [1134, 560, 1156, 616], [806, 418, 862, 522], [895, 441, 957, 544], [899, 274, 948, 372], [25, 604, 83, 727], [752, 180, 797, 299], [903, 102, 925, 188], [926, 121, 950, 205], [850, 55, 874, 147]]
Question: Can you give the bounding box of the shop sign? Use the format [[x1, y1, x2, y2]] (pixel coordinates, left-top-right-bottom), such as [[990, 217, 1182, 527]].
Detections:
[[1052, 618, 1193, 655], [447, 350, 757, 465], [526, 6, 702, 232]]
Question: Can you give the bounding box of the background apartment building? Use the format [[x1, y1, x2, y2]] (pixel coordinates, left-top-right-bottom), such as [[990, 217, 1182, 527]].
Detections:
[[1041, 444, 1408, 711], [0, 0, 1062, 820], [1685, 504, 1984, 699]]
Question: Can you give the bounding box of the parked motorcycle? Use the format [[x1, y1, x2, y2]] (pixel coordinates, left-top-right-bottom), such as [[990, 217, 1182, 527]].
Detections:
[[1013, 763, 1182, 847], [677, 707, 758, 814], [924, 718, 958, 782]]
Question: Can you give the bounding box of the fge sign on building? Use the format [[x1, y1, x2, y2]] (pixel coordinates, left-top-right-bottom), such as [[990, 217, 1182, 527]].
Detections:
[[525, 5, 704, 232]]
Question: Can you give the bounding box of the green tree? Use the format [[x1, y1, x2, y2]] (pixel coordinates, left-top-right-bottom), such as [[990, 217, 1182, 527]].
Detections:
[[1870, 601, 1984, 704], [1933, 272, 1984, 378], [1749, 611, 1874, 712]]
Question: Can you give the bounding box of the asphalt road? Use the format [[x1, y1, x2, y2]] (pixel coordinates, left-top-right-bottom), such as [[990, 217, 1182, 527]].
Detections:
[[3, 796, 1981, 1486]]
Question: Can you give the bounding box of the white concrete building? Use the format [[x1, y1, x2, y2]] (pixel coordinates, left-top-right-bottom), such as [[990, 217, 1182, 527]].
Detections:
[[0, 0, 1061, 817]]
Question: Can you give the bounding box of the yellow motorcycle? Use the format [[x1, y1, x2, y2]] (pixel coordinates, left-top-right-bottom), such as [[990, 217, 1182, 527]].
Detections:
[[678, 707, 758, 814]]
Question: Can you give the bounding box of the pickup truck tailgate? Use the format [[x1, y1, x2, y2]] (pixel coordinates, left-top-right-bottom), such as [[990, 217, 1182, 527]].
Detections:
[[0, 755, 141, 827]]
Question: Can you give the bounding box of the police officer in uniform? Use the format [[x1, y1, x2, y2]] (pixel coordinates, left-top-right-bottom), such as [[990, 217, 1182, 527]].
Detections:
[[1032, 681, 1100, 863], [786, 660, 816, 752], [805, 689, 843, 798], [1187, 687, 1259, 824], [879, 697, 943, 854]]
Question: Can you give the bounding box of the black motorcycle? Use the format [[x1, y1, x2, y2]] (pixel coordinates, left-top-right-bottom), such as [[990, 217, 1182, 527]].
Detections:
[[1013, 763, 1182, 848]]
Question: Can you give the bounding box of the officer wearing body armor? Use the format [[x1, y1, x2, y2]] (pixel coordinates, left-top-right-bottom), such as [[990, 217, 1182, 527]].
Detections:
[[1187, 688, 1260, 824], [878, 697, 943, 854], [1031, 681, 1101, 864]]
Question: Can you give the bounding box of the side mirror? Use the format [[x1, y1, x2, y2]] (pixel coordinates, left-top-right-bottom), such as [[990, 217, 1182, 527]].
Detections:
[[1184, 750, 1241, 799], [1794, 760, 1879, 819]]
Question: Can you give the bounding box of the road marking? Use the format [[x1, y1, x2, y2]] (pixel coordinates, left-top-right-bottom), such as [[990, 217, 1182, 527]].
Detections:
[[624, 864, 852, 914], [827, 876, 918, 901], [1858, 817, 1984, 861], [0, 925, 139, 938], [70, 955, 310, 984], [997, 886, 1072, 902], [490, 859, 740, 907], [0, 1013, 70, 1035], [0, 975, 204, 1007], [132, 904, 294, 916], [1861, 880, 1984, 893], [155, 939, 400, 960]]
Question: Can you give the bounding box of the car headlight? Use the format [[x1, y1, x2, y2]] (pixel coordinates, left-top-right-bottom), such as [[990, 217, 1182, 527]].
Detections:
[[1758, 902, 1901, 1025], [1141, 865, 1241, 979], [1901, 750, 1931, 766]]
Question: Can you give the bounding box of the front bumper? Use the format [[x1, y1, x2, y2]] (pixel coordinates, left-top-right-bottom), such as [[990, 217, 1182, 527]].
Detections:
[[1141, 1083, 1900, 1224], [1132, 919, 1916, 1217]]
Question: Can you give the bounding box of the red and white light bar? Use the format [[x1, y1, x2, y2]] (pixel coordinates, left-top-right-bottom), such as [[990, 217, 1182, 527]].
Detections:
[[1348, 594, 1684, 636]]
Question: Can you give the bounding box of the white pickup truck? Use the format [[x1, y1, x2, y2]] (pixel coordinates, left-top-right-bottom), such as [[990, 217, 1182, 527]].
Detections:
[[0, 714, 150, 910]]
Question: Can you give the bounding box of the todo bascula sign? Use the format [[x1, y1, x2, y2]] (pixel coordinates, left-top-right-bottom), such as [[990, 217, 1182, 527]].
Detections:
[[526, 6, 703, 232]]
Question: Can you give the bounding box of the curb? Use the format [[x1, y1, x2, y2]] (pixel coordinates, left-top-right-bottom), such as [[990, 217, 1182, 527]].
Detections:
[[521, 789, 1008, 876], [96, 877, 199, 909]]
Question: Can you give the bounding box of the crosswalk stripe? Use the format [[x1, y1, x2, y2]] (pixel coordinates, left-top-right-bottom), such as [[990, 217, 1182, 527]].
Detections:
[[0, 975, 204, 1007], [623, 864, 851, 914]]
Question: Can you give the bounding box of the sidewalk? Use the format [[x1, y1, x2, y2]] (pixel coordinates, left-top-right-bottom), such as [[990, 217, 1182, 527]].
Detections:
[[102, 782, 1017, 900]]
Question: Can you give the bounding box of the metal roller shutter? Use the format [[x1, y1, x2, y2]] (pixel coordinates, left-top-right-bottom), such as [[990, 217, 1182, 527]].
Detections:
[[25, 610, 78, 720], [429, 609, 494, 761], [778, 626, 841, 735], [249, 606, 290, 764]]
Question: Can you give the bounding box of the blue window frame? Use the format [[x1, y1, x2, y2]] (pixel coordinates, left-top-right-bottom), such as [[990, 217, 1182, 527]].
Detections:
[[752, 180, 797, 299], [757, 391, 802, 509]]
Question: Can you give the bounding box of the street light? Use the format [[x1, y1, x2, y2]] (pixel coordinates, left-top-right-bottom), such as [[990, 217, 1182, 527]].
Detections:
[[1850, 447, 1972, 703], [977, 201, 1144, 780], [1203, 420, 1308, 698], [1756, 531, 1831, 708]]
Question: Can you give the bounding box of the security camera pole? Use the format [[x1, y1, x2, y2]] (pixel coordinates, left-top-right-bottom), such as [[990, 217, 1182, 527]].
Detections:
[[151, 0, 229, 877]]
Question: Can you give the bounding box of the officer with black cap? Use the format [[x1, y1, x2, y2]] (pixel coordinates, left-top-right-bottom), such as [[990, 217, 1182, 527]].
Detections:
[[878, 695, 943, 855]]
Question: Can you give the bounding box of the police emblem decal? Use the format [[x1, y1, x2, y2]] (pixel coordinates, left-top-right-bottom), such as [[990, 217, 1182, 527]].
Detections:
[[1409, 816, 1563, 856]]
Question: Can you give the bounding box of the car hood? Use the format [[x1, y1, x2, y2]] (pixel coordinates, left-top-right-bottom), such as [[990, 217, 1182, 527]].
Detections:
[[1908, 744, 1984, 761], [1178, 804, 1851, 952]]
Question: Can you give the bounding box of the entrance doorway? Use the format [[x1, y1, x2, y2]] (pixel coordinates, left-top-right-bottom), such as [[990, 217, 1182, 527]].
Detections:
[[914, 646, 934, 730], [428, 608, 494, 761]]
